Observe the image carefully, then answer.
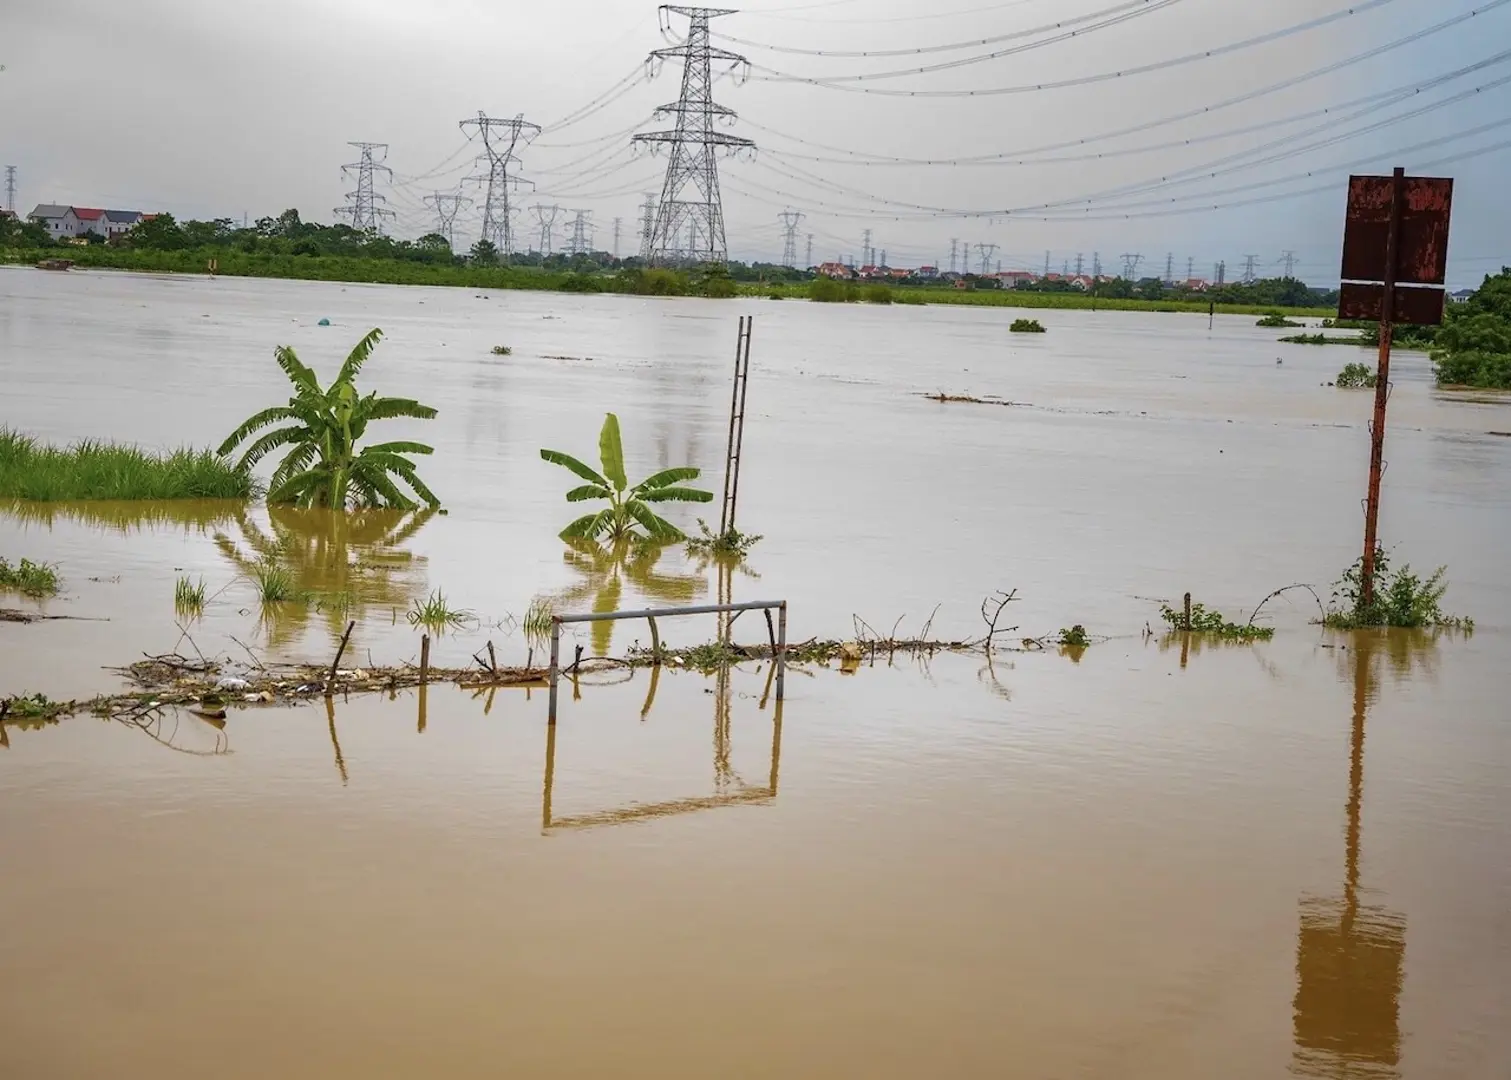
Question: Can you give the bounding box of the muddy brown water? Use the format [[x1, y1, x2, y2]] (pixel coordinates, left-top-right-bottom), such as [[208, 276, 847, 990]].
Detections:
[[2, 268, 1509, 1077]]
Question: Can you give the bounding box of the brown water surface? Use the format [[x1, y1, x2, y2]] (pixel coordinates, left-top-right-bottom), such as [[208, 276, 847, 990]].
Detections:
[[2, 269, 1509, 1077]]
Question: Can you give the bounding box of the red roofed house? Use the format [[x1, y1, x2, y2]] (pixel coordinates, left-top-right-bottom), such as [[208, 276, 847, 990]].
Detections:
[[72, 207, 106, 237]]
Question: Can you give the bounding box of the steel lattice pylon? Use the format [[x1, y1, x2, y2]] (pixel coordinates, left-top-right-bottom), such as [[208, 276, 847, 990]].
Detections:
[[424, 191, 471, 250], [633, 6, 754, 266], [460, 112, 539, 256], [777, 208, 804, 268], [334, 142, 395, 234]]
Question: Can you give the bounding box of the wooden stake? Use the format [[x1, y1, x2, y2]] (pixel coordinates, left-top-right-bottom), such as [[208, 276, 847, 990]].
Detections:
[[326, 620, 356, 697]]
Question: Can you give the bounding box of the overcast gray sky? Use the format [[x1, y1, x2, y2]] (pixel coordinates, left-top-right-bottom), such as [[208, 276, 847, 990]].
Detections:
[[4, 0, 1509, 284]]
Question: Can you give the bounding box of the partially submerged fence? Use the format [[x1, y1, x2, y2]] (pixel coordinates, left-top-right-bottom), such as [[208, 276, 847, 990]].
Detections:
[[548, 599, 788, 723]]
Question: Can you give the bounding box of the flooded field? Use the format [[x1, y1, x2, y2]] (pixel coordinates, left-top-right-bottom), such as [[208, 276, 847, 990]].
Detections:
[[2, 268, 1510, 1077]]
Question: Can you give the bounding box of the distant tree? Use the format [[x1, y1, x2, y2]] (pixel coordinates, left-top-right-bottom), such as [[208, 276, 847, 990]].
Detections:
[[129, 213, 187, 250], [416, 232, 452, 253], [470, 238, 499, 264]]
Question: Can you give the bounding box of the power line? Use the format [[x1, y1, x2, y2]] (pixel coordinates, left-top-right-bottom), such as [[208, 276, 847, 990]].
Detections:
[[778, 207, 805, 267], [746, 0, 1399, 95], [459, 112, 540, 255], [334, 142, 395, 233], [632, 7, 754, 265]]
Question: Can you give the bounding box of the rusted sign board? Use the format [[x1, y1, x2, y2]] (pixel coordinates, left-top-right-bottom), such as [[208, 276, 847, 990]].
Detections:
[[1337, 282, 1446, 325], [1340, 174, 1454, 288]]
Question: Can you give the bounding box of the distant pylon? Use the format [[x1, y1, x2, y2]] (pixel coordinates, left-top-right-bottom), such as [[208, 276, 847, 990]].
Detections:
[[460, 112, 540, 256], [1187, 256, 1194, 281], [805, 233, 814, 267], [1241, 254, 1259, 284], [613, 217, 623, 259], [423, 191, 471, 249], [638, 193, 656, 259], [565, 210, 593, 256], [1215, 260, 1227, 285], [3, 166, 15, 212], [334, 142, 395, 233], [1120, 253, 1143, 280], [976, 242, 998, 276], [633, 6, 753, 265], [950, 239, 959, 274], [1092, 252, 1102, 278], [1280, 250, 1297, 278], [531, 204, 561, 255], [777, 208, 804, 268], [1074, 253, 1084, 277], [1165, 252, 1174, 283], [862, 228, 874, 267], [1044, 250, 1051, 277]]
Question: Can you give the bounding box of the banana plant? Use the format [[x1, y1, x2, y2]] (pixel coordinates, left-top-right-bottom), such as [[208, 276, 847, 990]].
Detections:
[[217, 328, 440, 509], [540, 413, 712, 542]]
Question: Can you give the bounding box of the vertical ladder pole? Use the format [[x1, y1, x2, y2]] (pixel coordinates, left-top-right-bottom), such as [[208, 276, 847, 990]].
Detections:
[[727, 317, 754, 535], [718, 316, 747, 536]]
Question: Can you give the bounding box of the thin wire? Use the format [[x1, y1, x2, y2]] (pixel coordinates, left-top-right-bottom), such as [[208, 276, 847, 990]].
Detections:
[[718, 0, 1176, 58], [749, 0, 1403, 93], [734, 2, 1511, 161], [744, 0, 1044, 25]]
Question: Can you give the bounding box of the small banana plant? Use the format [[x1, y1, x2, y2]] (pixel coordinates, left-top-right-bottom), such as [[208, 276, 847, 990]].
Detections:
[[540, 413, 712, 542]]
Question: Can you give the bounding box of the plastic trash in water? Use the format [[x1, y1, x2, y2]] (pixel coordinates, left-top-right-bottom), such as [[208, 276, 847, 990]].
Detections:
[[318, 317, 331, 326], [215, 676, 250, 691]]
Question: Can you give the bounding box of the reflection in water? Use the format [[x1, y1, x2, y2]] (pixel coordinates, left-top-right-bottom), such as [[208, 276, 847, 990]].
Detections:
[[1, 497, 244, 535], [1293, 632, 1411, 1079], [550, 538, 706, 655], [213, 506, 434, 648]]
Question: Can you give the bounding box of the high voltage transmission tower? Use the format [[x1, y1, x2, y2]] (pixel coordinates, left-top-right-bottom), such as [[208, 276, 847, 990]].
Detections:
[[976, 242, 998, 276], [950, 239, 959, 275], [1241, 254, 1259, 284], [565, 210, 593, 256], [1165, 253, 1175, 283], [1215, 260, 1227, 285], [805, 234, 813, 268], [1092, 253, 1102, 278], [861, 228, 874, 267], [1280, 250, 1297, 278], [1043, 250, 1051, 278], [423, 191, 471, 249], [1187, 257, 1194, 281], [532, 204, 562, 255], [638, 193, 656, 258], [613, 217, 623, 259], [1120, 253, 1143, 280], [335, 142, 394, 233], [4, 166, 15, 212], [633, 7, 752, 265], [460, 111, 539, 257], [776, 208, 804, 268], [1074, 253, 1084, 277]]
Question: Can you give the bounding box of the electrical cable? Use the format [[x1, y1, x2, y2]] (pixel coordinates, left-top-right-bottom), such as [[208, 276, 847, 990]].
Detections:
[[717, 0, 1178, 58], [746, 0, 1406, 94]]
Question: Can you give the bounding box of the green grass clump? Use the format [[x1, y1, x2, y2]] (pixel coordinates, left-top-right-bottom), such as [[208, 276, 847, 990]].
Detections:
[[174, 575, 207, 616], [1280, 333, 1365, 346], [1322, 549, 1472, 630], [1057, 625, 1090, 647], [685, 519, 763, 559], [491, 345, 512, 356], [1160, 600, 1275, 641], [1257, 311, 1304, 328], [0, 427, 257, 501], [864, 284, 894, 305], [522, 596, 555, 645], [406, 589, 475, 634], [0, 556, 60, 597], [809, 277, 857, 303], [1336, 362, 1377, 389], [1010, 318, 1047, 333], [252, 559, 299, 603]]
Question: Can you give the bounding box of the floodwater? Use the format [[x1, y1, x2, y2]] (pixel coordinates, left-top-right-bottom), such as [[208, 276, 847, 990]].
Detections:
[[2, 268, 1510, 1077]]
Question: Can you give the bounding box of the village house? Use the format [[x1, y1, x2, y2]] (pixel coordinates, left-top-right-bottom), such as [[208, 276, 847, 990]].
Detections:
[[816, 261, 854, 279], [28, 203, 147, 241]]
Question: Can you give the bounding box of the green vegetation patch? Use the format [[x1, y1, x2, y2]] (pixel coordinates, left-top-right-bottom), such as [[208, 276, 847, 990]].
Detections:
[[1430, 268, 1511, 389], [685, 519, 763, 559], [0, 556, 60, 597], [1010, 318, 1047, 333], [0, 427, 256, 502], [1159, 600, 1274, 641], [1336, 362, 1378, 389], [1322, 548, 1472, 631]]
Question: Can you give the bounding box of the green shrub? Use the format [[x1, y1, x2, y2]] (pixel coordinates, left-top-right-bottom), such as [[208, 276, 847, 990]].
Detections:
[[1336, 362, 1377, 389], [1159, 599, 1274, 641], [809, 277, 851, 303], [1323, 548, 1471, 630], [1010, 318, 1046, 333], [1257, 311, 1303, 328], [0, 556, 60, 597], [863, 284, 893, 305]]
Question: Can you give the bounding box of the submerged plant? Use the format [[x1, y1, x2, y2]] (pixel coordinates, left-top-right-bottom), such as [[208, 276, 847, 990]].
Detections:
[[0, 556, 60, 598], [1159, 600, 1275, 641], [217, 328, 441, 510], [406, 588, 475, 634], [1323, 548, 1471, 630], [684, 518, 763, 559], [540, 413, 713, 542], [251, 558, 300, 604], [1336, 361, 1378, 389], [522, 596, 555, 645], [0, 426, 255, 502], [173, 575, 207, 616], [1257, 311, 1304, 328], [490, 345, 513, 356], [1057, 625, 1090, 648], [1010, 318, 1047, 334]]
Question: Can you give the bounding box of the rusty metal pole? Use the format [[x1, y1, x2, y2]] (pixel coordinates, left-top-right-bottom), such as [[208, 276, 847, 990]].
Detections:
[[719, 317, 748, 536], [547, 618, 561, 725], [727, 318, 754, 533], [1360, 167, 1404, 610]]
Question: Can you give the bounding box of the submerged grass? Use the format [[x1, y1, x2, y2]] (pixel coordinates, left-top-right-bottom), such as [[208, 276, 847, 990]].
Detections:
[[251, 559, 299, 603], [0, 556, 61, 597], [173, 575, 207, 616], [522, 596, 555, 644], [407, 589, 475, 634], [1160, 600, 1275, 641], [0, 427, 257, 501]]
